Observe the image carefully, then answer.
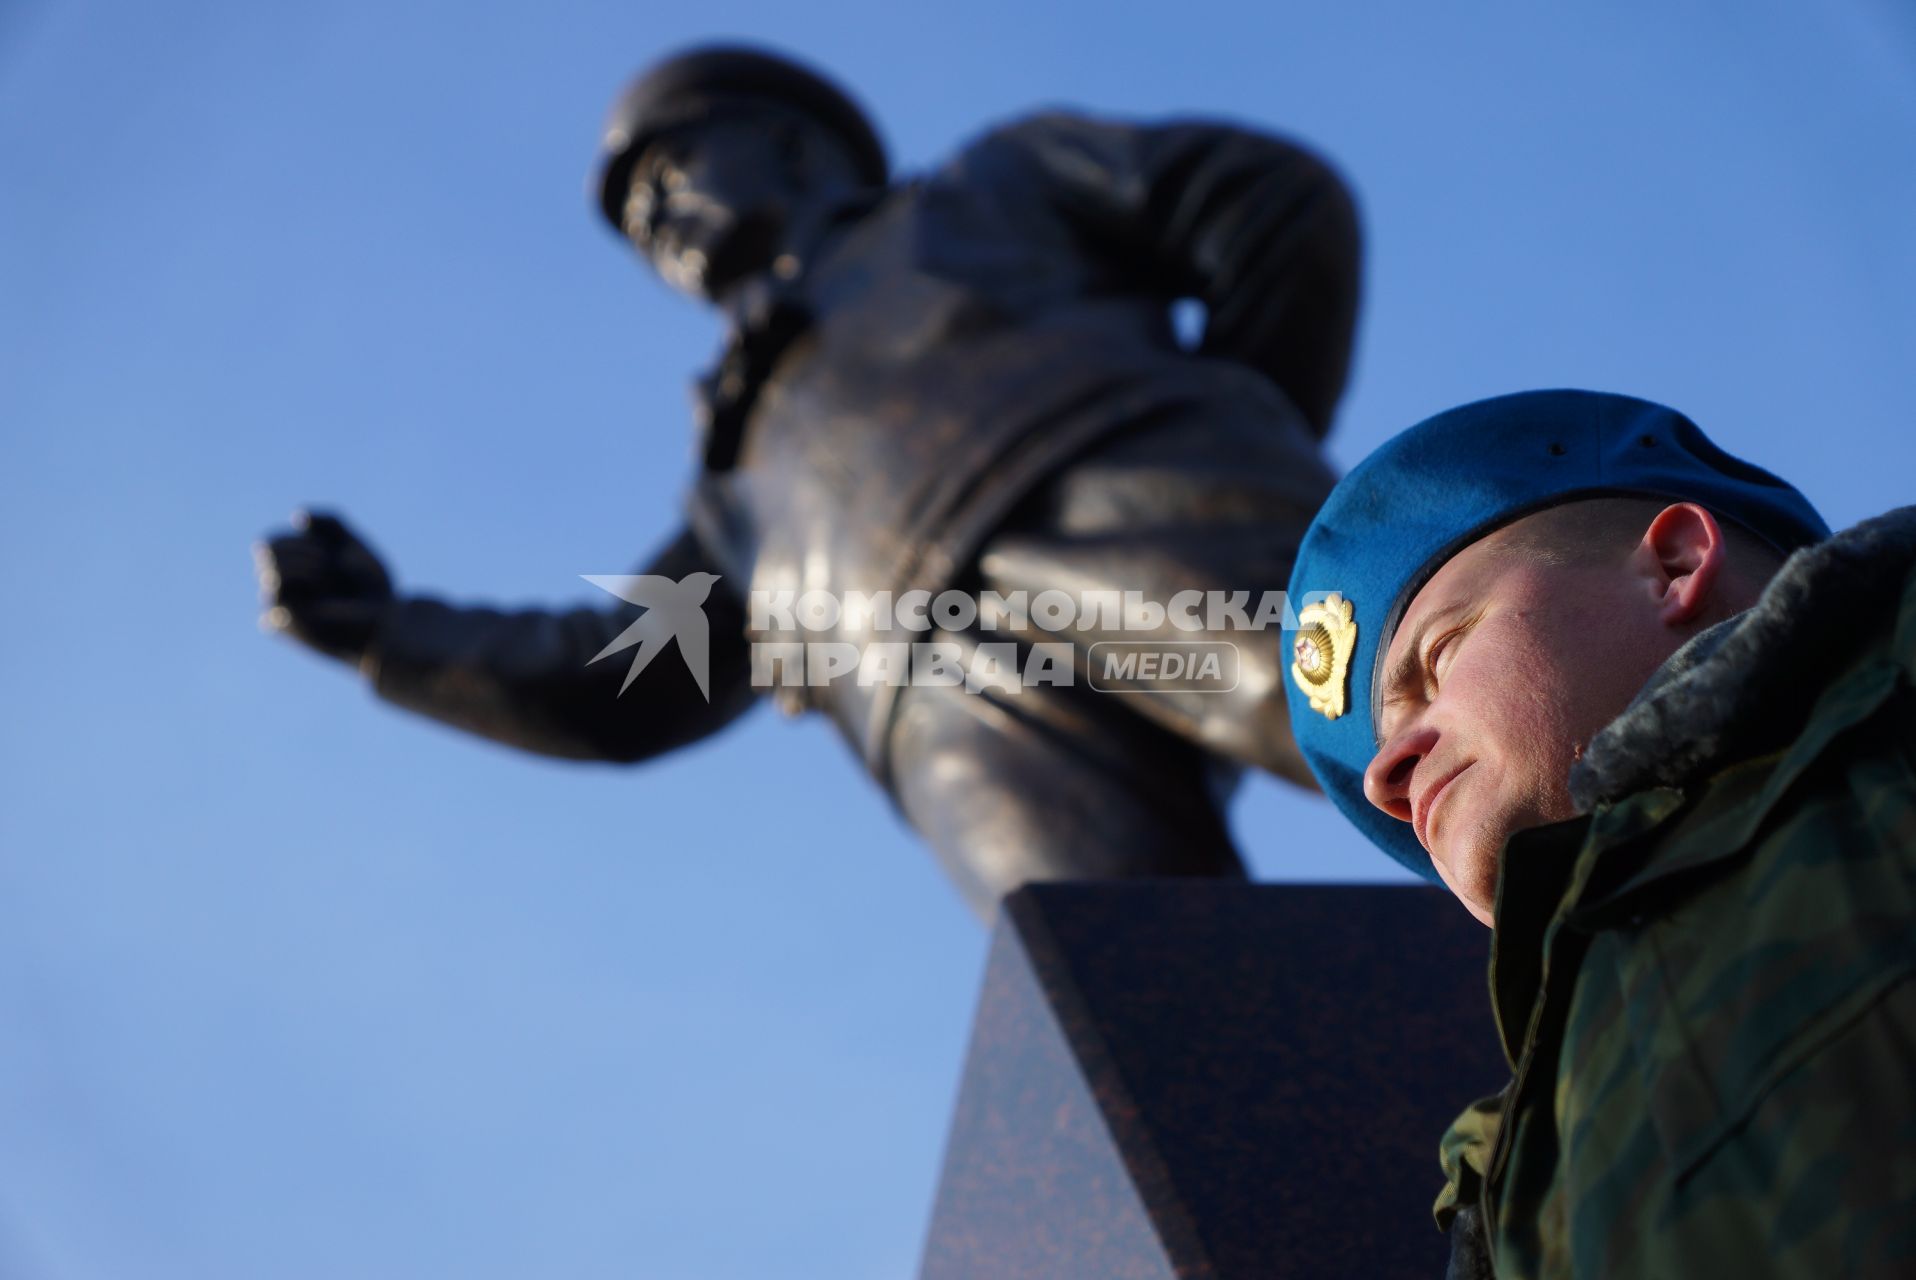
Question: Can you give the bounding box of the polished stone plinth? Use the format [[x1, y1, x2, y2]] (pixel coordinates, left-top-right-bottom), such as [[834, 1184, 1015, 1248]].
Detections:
[[919, 882, 1504, 1279]]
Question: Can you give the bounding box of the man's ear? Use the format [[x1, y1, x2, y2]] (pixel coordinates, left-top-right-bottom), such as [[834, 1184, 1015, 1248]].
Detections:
[[1635, 502, 1726, 626]]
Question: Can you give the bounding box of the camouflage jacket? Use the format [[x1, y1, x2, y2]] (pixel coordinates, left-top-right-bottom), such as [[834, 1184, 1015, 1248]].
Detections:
[[1437, 506, 1916, 1279]]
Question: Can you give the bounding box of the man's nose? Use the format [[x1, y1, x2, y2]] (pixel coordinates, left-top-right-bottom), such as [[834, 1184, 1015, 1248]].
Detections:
[[1363, 726, 1438, 823]]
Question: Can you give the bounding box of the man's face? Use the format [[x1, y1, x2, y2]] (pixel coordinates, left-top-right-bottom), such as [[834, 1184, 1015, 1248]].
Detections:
[[1362, 521, 1678, 924], [620, 112, 818, 302]]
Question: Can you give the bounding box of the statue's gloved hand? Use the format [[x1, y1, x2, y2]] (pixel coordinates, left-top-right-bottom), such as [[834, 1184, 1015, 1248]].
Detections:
[[254, 509, 395, 665]]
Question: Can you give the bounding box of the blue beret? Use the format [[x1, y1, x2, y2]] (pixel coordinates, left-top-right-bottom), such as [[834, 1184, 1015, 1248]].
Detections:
[[1282, 389, 1829, 880]]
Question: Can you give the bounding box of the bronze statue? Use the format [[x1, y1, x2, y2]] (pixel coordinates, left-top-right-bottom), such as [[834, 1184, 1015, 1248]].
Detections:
[[255, 45, 1362, 917]]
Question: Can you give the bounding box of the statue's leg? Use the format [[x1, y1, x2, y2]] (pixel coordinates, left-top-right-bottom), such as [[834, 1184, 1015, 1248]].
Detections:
[[887, 669, 1245, 921]]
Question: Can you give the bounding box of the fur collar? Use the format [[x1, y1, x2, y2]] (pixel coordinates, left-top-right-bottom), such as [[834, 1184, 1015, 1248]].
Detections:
[[1569, 506, 1916, 812]]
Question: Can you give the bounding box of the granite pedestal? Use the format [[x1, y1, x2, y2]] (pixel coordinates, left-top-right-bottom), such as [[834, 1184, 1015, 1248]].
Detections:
[[919, 882, 1505, 1278]]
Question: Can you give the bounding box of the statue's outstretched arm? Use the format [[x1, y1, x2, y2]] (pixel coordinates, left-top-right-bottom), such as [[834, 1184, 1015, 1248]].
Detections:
[[258, 513, 755, 762]]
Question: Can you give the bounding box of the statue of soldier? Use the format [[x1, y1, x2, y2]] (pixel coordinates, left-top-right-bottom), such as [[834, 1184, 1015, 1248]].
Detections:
[[255, 45, 1362, 918]]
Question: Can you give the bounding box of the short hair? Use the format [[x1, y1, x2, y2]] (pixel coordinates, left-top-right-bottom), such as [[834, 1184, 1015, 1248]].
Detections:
[[1486, 494, 1787, 587]]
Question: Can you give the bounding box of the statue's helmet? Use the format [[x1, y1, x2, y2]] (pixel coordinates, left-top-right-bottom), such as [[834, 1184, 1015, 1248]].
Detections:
[[594, 45, 888, 236]]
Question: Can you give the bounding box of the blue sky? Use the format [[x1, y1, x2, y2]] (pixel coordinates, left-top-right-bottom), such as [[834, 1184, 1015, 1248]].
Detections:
[[3, 2, 1913, 1276]]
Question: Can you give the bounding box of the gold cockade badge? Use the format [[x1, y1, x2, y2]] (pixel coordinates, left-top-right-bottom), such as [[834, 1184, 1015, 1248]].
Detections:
[[1291, 592, 1357, 721]]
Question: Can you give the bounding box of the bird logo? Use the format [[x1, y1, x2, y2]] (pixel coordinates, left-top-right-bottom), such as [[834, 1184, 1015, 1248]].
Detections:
[[580, 572, 723, 700]]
